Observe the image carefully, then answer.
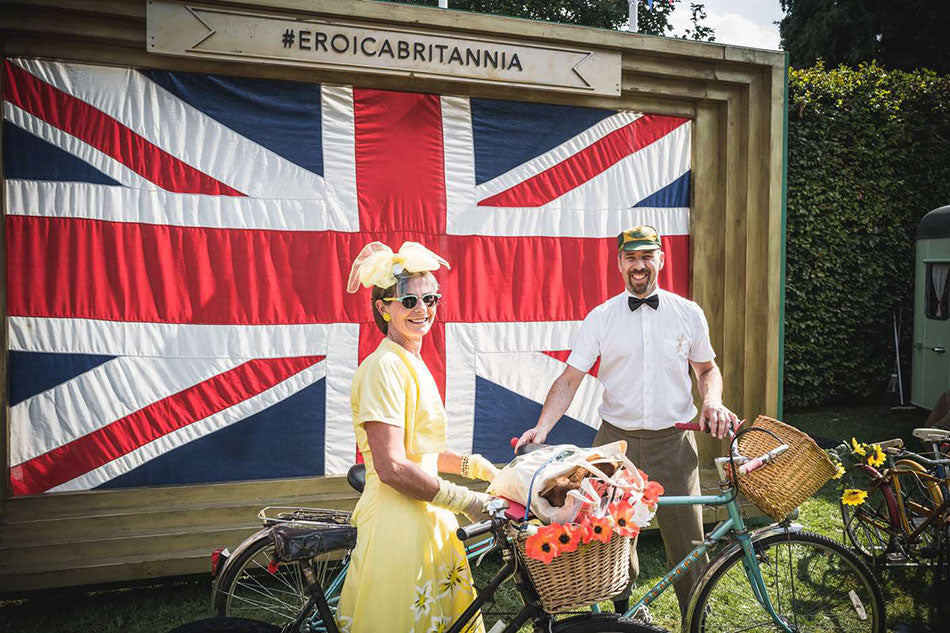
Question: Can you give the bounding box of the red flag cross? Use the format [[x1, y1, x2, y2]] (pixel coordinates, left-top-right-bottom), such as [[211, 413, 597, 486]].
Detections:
[[3, 62, 691, 491]]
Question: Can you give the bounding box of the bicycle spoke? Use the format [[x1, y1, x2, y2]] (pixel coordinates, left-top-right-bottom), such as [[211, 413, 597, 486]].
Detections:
[[694, 533, 880, 633]]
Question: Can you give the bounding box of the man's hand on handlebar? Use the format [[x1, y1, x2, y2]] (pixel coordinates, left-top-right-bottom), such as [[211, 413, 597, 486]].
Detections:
[[699, 401, 740, 439], [514, 426, 548, 453]]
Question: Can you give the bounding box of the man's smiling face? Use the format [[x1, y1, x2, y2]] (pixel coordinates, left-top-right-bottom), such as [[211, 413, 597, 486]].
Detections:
[[618, 248, 664, 297]]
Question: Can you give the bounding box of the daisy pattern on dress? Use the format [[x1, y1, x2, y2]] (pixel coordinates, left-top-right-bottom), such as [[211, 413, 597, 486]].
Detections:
[[411, 580, 435, 621], [336, 615, 353, 633], [426, 614, 453, 633], [436, 556, 470, 598]]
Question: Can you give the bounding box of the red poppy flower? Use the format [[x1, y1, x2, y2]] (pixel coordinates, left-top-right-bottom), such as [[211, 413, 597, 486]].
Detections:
[[608, 500, 641, 538], [642, 480, 665, 507], [638, 468, 650, 483], [581, 514, 614, 544], [525, 524, 561, 564], [551, 522, 582, 554]]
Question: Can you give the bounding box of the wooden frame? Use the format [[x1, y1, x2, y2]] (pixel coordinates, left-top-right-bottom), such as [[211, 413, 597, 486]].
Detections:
[[0, 0, 787, 591]]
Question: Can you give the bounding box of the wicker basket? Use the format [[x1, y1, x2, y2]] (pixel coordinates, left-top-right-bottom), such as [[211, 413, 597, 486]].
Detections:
[[516, 533, 631, 613], [730, 415, 837, 521]]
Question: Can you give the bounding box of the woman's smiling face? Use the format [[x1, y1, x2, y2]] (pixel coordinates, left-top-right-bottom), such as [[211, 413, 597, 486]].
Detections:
[[377, 274, 440, 346]]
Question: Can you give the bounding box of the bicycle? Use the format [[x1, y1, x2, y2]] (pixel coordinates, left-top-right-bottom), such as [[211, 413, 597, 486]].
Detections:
[[836, 427, 950, 576], [180, 421, 884, 633]]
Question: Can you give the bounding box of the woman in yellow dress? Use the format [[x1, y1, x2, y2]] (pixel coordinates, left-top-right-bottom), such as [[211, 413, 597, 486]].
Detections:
[[337, 242, 500, 633]]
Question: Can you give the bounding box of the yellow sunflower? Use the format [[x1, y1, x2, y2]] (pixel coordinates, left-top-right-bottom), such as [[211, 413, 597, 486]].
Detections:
[[841, 489, 868, 506], [867, 444, 886, 468], [851, 437, 867, 457], [832, 462, 846, 480]]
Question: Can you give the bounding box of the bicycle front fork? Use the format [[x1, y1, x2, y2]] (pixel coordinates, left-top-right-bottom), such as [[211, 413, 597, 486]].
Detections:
[[737, 533, 796, 633]]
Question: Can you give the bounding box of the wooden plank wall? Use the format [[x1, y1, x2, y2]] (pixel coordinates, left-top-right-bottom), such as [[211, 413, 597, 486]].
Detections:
[[0, 0, 786, 591]]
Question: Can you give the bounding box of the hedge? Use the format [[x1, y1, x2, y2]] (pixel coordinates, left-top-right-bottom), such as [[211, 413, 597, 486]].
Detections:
[[784, 62, 950, 408]]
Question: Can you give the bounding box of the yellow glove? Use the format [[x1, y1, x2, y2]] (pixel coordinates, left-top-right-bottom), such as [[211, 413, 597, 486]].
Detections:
[[460, 454, 500, 482]]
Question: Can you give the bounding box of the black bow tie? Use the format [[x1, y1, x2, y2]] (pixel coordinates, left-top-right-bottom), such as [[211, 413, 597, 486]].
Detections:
[[628, 295, 659, 311]]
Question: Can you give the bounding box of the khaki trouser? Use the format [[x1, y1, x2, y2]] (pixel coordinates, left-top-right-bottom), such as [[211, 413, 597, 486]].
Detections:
[[594, 421, 707, 617]]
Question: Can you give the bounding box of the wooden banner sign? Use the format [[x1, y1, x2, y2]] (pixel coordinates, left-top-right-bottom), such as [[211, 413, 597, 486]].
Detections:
[[146, 1, 621, 96]]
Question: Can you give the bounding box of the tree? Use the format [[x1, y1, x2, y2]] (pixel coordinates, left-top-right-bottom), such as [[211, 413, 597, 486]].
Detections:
[[682, 3, 716, 42], [385, 1, 713, 40], [780, 0, 950, 73]]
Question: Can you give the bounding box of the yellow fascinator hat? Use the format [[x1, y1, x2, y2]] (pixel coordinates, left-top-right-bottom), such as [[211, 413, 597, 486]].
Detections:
[[346, 241, 450, 293]]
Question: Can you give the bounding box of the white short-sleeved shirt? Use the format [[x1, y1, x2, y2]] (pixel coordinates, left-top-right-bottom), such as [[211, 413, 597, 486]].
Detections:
[[566, 288, 716, 431]]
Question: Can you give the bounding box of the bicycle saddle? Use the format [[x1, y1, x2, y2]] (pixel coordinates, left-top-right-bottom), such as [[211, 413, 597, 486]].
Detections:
[[347, 463, 366, 493], [913, 427, 950, 442]]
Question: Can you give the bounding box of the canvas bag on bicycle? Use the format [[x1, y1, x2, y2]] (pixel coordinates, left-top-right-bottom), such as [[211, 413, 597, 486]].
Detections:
[[488, 441, 644, 524]]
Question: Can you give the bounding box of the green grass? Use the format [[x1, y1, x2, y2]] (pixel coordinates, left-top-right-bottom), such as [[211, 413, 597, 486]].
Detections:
[[1, 405, 945, 633]]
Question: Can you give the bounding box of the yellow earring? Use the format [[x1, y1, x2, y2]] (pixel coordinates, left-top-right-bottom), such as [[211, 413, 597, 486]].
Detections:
[[382, 313, 391, 322]]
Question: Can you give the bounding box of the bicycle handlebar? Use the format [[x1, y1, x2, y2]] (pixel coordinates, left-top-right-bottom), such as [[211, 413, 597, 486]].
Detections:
[[737, 444, 789, 474], [888, 449, 950, 468], [456, 517, 501, 541], [676, 421, 788, 474], [509, 437, 550, 456]]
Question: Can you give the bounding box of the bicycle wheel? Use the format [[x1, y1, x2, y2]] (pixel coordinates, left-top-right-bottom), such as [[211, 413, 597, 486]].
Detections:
[[839, 464, 896, 562], [688, 531, 884, 633], [551, 613, 670, 632], [213, 532, 350, 630], [893, 459, 944, 557]]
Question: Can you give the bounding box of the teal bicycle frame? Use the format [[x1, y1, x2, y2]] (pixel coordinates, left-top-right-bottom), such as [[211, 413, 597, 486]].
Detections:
[[622, 488, 796, 633]]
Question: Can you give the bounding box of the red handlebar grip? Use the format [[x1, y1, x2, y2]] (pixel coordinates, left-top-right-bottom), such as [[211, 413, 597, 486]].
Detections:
[[738, 456, 765, 475], [674, 422, 703, 432], [510, 437, 518, 448]]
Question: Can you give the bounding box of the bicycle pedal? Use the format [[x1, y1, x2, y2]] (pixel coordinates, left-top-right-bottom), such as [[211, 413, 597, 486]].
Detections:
[[886, 552, 908, 564], [631, 605, 653, 624]]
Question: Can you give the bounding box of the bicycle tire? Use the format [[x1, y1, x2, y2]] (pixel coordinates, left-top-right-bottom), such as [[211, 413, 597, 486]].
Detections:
[[166, 617, 280, 633], [551, 613, 671, 633], [688, 531, 884, 633], [213, 532, 350, 629], [840, 464, 897, 562]]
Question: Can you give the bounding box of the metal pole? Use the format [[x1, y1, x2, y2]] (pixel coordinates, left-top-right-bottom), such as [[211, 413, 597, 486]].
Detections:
[[628, 0, 638, 32], [894, 308, 906, 405]]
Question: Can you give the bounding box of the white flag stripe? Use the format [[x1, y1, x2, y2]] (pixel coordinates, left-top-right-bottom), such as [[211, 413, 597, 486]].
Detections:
[[441, 96, 478, 237], [4, 180, 338, 231], [474, 111, 642, 200], [543, 122, 691, 210], [49, 361, 327, 491], [323, 324, 360, 476], [476, 351, 603, 429], [10, 356, 247, 465], [320, 85, 360, 232], [4, 103, 156, 190], [451, 126, 691, 237], [12, 58, 326, 200], [468, 321, 583, 354], [450, 205, 689, 238], [9, 317, 331, 359], [445, 323, 477, 455]]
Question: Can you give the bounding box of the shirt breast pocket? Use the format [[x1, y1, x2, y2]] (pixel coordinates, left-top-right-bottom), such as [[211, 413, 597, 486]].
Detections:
[[664, 334, 692, 372]]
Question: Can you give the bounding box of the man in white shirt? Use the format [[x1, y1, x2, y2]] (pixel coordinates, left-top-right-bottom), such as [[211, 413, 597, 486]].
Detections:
[[515, 225, 738, 618]]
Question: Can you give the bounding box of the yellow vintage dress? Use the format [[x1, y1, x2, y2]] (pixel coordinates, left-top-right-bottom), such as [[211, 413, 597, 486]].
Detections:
[[336, 338, 484, 633]]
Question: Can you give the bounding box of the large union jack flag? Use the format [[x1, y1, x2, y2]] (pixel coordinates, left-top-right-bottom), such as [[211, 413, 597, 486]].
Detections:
[[2, 58, 691, 496]]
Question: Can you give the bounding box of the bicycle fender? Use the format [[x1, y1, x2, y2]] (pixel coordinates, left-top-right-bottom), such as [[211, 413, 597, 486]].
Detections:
[[211, 526, 272, 596], [682, 522, 803, 633]]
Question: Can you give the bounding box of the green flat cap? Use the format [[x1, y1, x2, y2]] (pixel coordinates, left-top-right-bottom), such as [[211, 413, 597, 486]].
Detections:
[[617, 225, 662, 251]]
